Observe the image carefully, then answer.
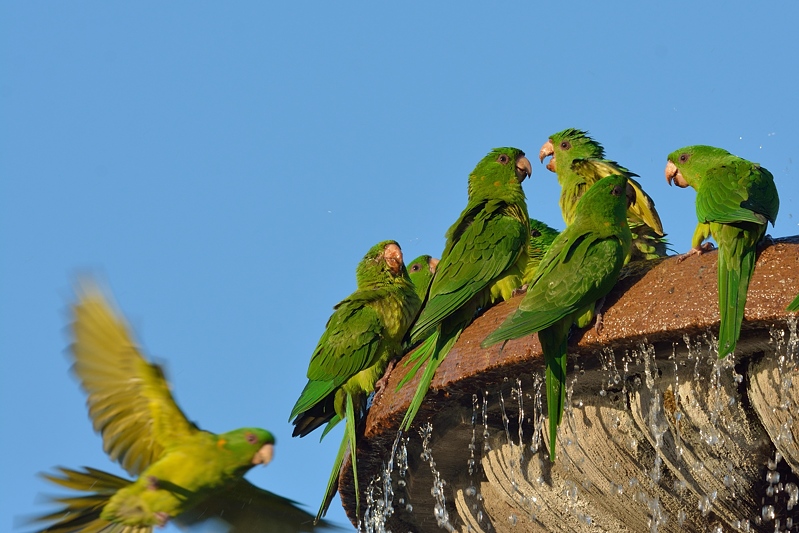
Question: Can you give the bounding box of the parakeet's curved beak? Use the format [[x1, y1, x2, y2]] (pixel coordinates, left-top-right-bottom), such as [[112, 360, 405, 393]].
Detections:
[[383, 243, 404, 275], [515, 156, 532, 182], [428, 257, 439, 274], [252, 443, 275, 465], [539, 140, 555, 172], [664, 160, 689, 188]]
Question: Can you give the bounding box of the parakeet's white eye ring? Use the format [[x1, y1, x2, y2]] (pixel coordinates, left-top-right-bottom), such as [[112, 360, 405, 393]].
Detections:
[[679, 153, 690, 163], [560, 141, 571, 150], [246, 432, 258, 444], [497, 154, 510, 164]]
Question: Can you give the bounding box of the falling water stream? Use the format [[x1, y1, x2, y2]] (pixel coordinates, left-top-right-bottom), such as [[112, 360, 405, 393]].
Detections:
[[357, 318, 799, 532]]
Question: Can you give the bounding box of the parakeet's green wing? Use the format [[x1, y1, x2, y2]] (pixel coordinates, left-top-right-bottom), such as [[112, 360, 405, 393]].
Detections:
[[695, 162, 771, 225], [483, 233, 624, 345], [290, 297, 383, 418], [72, 283, 199, 477], [174, 478, 334, 533], [410, 200, 527, 342]]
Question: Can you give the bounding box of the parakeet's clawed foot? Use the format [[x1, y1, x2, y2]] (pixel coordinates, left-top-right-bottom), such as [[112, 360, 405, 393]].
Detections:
[[593, 296, 607, 335], [677, 242, 715, 262], [511, 284, 529, 297], [374, 358, 398, 399], [154, 511, 170, 527], [146, 475, 159, 491]]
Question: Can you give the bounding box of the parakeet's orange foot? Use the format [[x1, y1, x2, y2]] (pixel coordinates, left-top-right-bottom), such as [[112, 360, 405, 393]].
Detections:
[[677, 243, 714, 263], [154, 512, 170, 527], [511, 284, 529, 297]]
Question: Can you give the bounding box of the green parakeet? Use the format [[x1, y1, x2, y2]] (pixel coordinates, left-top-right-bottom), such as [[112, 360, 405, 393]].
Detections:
[[482, 174, 633, 461], [787, 293, 799, 312], [398, 147, 532, 432], [289, 240, 420, 521], [539, 128, 666, 260], [665, 145, 779, 359], [407, 254, 439, 305], [523, 218, 560, 285], [32, 283, 323, 533]]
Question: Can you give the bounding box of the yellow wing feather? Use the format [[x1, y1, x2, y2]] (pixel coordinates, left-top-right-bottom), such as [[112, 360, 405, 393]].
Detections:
[[71, 282, 198, 476]]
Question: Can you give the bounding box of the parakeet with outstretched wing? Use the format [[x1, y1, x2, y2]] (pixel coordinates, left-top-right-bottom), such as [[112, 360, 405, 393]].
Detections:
[[290, 240, 420, 522], [540, 128, 666, 260], [398, 148, 531, 432], [666, 145, 779, 359], [482, 175, 633, 461], [31, 282, 325, 533]]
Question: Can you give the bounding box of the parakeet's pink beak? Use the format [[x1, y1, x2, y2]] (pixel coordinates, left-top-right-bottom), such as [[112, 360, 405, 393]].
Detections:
[[428, 257, 439, 274], [515, 155, 532, 182], [539, 140, 555, 172], [252, 443, 274, 465], [664, 160, 689, 188], [384, 243, 404, 275]]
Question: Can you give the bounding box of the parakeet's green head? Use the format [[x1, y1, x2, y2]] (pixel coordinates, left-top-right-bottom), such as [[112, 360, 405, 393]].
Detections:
[[573, 174, 632, 225], [355, 240, 409, 288], [467, 147, 531, 201], [665, 144, 734, 190], [217, 427, 276, 466], [539, 128, 605, 173], [528, 219, 559, 260], [407, 254, 438, 301]]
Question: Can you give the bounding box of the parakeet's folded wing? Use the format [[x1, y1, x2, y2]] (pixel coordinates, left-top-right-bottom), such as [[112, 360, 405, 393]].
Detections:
[[174, 478, 338, 533], [483, 233, 624, 344], [410, 200, 527, 342], [695, 163, 770, 225], [290, 297, 383, 418], [72, 283, 199, 476]]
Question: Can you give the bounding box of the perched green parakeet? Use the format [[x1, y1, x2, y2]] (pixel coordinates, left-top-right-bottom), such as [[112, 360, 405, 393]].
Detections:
[[398, 148, 532, 432], [539, 128, 666, 260], [787, 293, 799, 312], [406, 254, 439, 306], [523, 218, 560, 285], [32, 283, 324, 533], [289, 240, 420, 521], [666, 145, 779, 359], [482, 174, 634, 461]]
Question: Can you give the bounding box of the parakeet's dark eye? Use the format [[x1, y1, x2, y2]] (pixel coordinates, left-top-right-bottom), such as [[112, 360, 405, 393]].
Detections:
[[497, 154, 510, 164], [611, 185, 622, 196], [679, 153, 690, 163], [560, 141, 572, 150], [531, 229, 541, 237], [410, 264, 421, 272], [246, 432, 258, 445]]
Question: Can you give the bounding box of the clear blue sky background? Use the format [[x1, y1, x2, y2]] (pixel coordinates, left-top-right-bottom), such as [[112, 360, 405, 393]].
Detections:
[[2, 2, 798, 531]]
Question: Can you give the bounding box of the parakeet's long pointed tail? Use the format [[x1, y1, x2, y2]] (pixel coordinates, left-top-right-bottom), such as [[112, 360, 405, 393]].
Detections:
[[717, 244, 756, 359], [399, 329, 461, 432], [539, 325, 569, 462], [316, 427, 349, 524], [30, 466, 148, 533], [787, 293, 799, 312]]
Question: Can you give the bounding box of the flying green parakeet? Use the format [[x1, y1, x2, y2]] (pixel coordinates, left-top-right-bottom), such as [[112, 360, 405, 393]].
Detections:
[[482, 174, 633, 461], [398, 148, 532, 432], [787, 293, 799, 312], [289, 240, 420, 521], [407, 254, 439, 306], [665, 145, 779, 359], [32, 282, 324, 533], [539, 128, 666, 260]]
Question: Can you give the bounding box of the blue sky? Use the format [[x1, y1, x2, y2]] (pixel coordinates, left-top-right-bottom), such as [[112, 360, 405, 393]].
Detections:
[[2, 2, 798, 531]]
